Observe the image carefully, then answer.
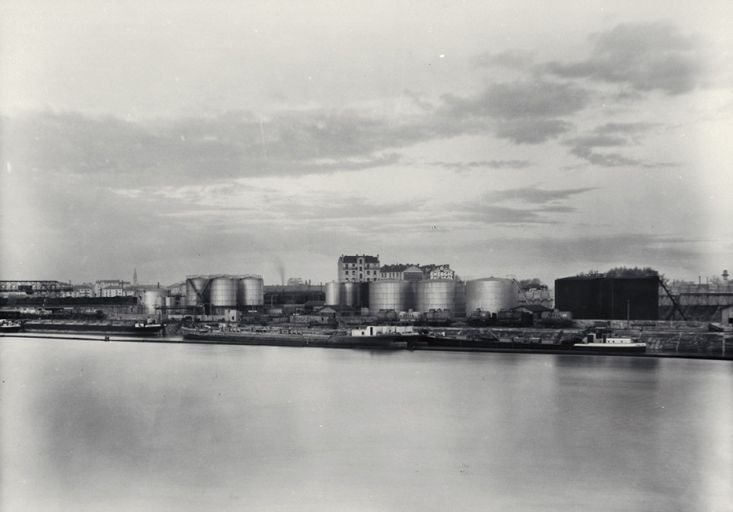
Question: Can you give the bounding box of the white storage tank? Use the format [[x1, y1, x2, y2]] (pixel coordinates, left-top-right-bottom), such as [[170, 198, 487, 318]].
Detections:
[[325, 281, 341, 306], [238, 277, 264, 307], [142, 289, 169, 315], [209, 277, 238, 307], [466, 278, 518, 315], [416, 280, 465, 318], [340, 282, 359, 308], [369, 280, 413, 314]]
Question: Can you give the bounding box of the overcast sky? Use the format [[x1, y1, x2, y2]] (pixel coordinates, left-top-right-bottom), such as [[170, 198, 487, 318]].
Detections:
[[1, 0, 731, 286]]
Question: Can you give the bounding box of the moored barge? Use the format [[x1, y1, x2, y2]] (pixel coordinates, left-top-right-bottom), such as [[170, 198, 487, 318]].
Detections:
[[182, 325, 419, 349]]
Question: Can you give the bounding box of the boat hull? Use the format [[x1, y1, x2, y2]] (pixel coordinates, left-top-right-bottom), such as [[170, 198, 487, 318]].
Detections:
[[426, 336, 646, 354], [181, 330, 414, 349], [572, 343, 647, 354], [425, 336, 573, 351], [21, 322, 164, 336]]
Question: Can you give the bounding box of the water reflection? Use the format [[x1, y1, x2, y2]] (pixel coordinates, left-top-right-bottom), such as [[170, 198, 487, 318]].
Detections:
[[1, 338, 731, 512]]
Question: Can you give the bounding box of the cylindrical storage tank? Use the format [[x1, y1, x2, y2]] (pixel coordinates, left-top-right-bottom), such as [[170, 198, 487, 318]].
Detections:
[[340, 282, 359, 308], [325, 281, 341, 306], [455, 281, 466, 317], [143, 289, 169, 315], [186, 277, 209, 307], [369, 280, 413, 314], [416, 280, 461, 318], [359, 282, 370, 309], [238, 277, 264, 307], [209, 277, 238, 307], [466, 278, 518, 315]]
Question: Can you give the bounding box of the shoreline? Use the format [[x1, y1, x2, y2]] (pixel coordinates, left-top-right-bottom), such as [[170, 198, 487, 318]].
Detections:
[[3, 332, 731, 361]]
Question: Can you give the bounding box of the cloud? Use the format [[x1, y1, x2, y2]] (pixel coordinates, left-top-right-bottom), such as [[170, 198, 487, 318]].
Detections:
[[479, 186, 595, 205], [128, 183, 425, 228], [494, 119, 572, 144], [592, 122, 659, 135], [301, 153, 402, 172], [439, 80, 589, 144], [429, 160, 532, 170], [448, 186, 594, 225], [443, 80, 590, 119], [544, 22, 704, 95], [567, 134, 627, 148], [402, 90, 436, 111], [568, 146, 642, 167], [473, 50, 534, 69], [564, 121, 675, 168], [1, 110, 420, 185], [456, 205, 554, 225], [4, 77, 585, 188]]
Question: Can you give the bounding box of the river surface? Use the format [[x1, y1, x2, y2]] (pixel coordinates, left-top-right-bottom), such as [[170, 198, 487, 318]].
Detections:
[[1, 337, 731, 512]]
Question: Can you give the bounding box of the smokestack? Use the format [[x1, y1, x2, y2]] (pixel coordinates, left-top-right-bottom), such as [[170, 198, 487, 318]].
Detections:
[[273, 257, 286, 286]]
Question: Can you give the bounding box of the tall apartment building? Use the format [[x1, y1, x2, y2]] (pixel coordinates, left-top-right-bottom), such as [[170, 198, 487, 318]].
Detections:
[[62, 284, 94, 298], [338, 254, 381, 282]]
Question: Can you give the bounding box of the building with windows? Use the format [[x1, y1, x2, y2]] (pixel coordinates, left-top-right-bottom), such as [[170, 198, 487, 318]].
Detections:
[[0, 280, 73, 297], [101, 286, 137, 298], [380, 264, 418, 280], [65, 284, 94, 298], [338, 254, 381, 282], [94, 279, 130, 296]]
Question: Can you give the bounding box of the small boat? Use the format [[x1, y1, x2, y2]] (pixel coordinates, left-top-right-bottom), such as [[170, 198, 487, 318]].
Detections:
[[132, 322, 165, 334], [0, 319, 23, 333], [573, 332, 646, 353]]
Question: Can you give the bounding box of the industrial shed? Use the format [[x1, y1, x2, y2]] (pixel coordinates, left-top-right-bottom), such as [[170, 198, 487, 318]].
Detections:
[[555, 275, 659, 320]]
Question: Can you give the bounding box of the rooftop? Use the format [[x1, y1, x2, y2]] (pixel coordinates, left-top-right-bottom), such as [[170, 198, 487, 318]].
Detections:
[[556, 274, 659, 281], [340, 254, 379, 263], [380, 263, 416, 272]]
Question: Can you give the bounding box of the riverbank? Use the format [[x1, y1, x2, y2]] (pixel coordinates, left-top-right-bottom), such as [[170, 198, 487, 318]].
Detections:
[[3, 332, 731, 360]]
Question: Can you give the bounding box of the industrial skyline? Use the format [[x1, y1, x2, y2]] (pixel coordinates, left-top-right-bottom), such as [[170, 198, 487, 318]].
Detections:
[[1, 1, 731, 287]]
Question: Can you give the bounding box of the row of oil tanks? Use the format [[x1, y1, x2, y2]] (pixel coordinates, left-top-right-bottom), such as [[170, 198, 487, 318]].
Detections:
[[185, 276, 265, 309], [325, 277, 519, 318]]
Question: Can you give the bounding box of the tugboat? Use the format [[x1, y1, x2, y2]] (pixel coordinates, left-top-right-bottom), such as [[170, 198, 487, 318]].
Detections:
[[573, 331, 646, 354], [132, 321, 165, 334]]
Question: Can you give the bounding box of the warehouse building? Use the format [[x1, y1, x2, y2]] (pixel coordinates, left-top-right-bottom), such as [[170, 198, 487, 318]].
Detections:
[[555, 275, 659, 320]]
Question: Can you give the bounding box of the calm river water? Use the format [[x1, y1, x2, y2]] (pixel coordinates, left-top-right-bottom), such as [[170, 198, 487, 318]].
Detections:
[[1, 337, 731, 512]]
